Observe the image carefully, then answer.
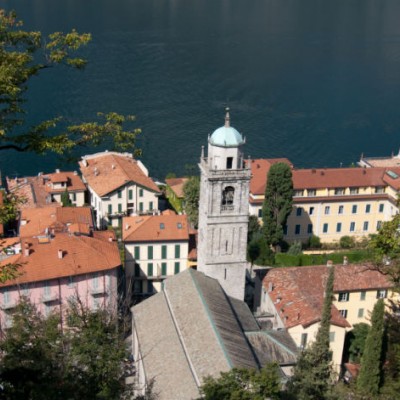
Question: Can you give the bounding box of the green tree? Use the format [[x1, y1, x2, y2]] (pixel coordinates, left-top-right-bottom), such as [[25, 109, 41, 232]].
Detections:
[[61, 188, 73, 207], [0, 10, 140, 157], [248, 214, 261, 242], [288, 266, 335, 400], [357, 299, 385, 397], [348, 323, 370, 363], [262, 163, 293, 249], [199, 364, 281, 400], [183, 176, 200, 228]]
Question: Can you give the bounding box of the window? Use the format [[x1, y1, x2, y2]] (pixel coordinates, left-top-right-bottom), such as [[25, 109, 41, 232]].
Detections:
[[161, 262, 167, 276], [375, 187, 384, 194], [339, 309, 348, 318], [161, 245, 167, 259], [338, 292, 349, 302], [350, 187, 359, 195], [338, 205, 344, 214], [148, 246, 153, 260], [21, 284, 30, 296], [360, 291, 366, 301], [134, 246, 140, 260], [295, 225, 301, 235], [379, 204, 384, 213], [307, 189, 316, 197], [128, 189, 133, 200], [147, 263, 153, 277], [377, 289, 387, 299], [147, 281, 153, 293], [139, 202, 143, 212], [309, 206, 314, 215], [358, 308, 364, 318], [118, 203, 122, 213], [324, 206, 330, 215], [226, 157, 233, 169], [301, 333, 308, 348], [139, 188, 144, 197], [92, 274, 99, 290], [307, 224, 313, 234], [149, 201, 153, 211], [3, 289, 10, 305], [72, 192, 76, 201], [365, 204, 371, 213], [134, 264, 140, 277], [350, 222, 355, 232], [44, 281, 51, 297], [177, 223, 182, 229], [352, 205, 357, 214], [108, 204, 112, 214], [335, 188, 344, 195], [160, 223, 165, 230], [222, 186, 234, 205], [336, 223, 342, 233], [175, 245, 180, 258], [67, 276, 74, 288], [174, 262, 180, 274], [258, 209, 262, 218], [283, 225, 288, 235], [377, 221, 382, 230], [294, 190, 304, 197], [118, 190, 122, 199], [296, 208, 302, 217], [329, 332, 335, 342], [323, 223, 328, 233], [363, 221, 369, 231]]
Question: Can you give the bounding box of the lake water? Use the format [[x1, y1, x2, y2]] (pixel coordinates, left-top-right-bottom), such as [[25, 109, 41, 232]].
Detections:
[[1, 0, 400, 180]]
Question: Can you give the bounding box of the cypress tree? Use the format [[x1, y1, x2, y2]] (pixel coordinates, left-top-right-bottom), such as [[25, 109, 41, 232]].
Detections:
[[288, 266, 335, 400], [357, 299, 385, 396]]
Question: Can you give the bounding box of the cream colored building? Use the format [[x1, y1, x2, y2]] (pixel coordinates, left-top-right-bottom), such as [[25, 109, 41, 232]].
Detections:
[[79, 152, 160, 228], [249, 159, 400, 244], [123, 211, 190, 298], [258, 263, 394, 374]]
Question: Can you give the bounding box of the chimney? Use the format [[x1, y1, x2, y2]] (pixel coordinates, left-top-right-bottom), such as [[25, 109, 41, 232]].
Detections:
[[24, 243, 30, 257], [327, 260, 333, 268], [58, 249, 63, 259], [82, 159, 88, 167], [343, 256, 348, 266], [20, 219, 27, 226], [268, 282, 273, 292], [55, 168, 60, 173], [73, 171, 78, 175], [125, 224, 130, 231], [108, 236, 113, 242]]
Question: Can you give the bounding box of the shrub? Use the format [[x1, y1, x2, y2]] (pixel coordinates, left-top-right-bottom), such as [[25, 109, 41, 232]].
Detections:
[[287, 241, 302, 255], [340, 235, 355, 249], [308, 235, 321, 249]]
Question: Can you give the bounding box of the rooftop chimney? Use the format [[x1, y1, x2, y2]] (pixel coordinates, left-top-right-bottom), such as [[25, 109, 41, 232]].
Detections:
[[327, 260, 333, 268], [24, 243, 30, 257], [108, 236, 113, 242], [343, 256, 348, 266], [58, 249, 63, 259], [55, 168, 60, 173]]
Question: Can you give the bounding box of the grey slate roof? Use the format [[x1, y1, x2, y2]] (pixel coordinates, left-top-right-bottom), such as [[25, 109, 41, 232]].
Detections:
[[228, 296, 260, 332]]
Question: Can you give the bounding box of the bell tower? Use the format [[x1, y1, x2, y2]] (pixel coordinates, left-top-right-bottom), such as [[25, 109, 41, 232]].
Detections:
[[197, 108, 251, 300]]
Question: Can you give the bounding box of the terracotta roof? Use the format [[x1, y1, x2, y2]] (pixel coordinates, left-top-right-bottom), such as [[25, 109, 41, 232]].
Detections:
[[0, 191, 3, 235], [165, 177, 189, 198], [6, 171, 85, 208], [262, 264, 394, 329], [122, 211, 189, 242], [0, 232, 121, 286], [79, 153, 160, 197], [19, 206, 93, 238], [247, 158, 293, 196]]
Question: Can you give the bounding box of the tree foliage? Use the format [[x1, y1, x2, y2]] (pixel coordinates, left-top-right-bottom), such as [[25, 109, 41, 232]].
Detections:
[[262, 163, 293, 248], [0, 298, 134, 400], [0, 9, 140, 157], [348, 323, 370, 363], [183, 176, 200, 228], [288, 266, 335, 400], [199, 364, 281, 400], [357, 299, 385, 396], [61, 188, 73, 207]]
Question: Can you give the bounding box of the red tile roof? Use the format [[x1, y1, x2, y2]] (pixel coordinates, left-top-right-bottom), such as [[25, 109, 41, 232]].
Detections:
[[263, 264, 392, 329], [165, 177, 189, 198], [122, 211, 189, 242], [0, 232, 121, 286], [79, 153, 160, 197]]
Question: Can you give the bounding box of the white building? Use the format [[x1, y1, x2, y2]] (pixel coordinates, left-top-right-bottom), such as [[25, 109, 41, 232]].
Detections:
[[79, 152, 160, 228]]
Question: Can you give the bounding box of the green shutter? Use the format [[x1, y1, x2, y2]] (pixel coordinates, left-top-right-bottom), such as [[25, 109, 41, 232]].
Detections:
[[134, 264, 140, 277], [108, 204, 112, 214], [128, 190, 133, 200], [139, 202, 144, 212], [149, 201, 153, 210], [175, 244, 180, 258], [148, 246, 153, 260], [162, 245, 167, 259], [134, 246, 140, 260], [161, 262, 167, 276], [174, 262, 180, 274], [118, 203, 122, 213], [147, 263, 153, 277]]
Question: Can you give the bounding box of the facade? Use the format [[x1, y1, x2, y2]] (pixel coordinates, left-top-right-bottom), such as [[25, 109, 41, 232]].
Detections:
[[165, 177, 188, 213], [79, 152, 160, 228], [131, 269, 297, 400], [197, 110, 251, 300], [258, 263, 394, 373], [123, 210, 189, 298], [249, 159, 400, 243], [6, 170, 86, 208]]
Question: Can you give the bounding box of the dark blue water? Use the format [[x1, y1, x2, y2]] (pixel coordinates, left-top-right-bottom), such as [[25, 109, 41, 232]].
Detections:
[[2, 0, 400, 180]]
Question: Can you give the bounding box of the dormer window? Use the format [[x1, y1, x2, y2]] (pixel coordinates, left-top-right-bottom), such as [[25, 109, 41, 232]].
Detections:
[[222, 186, 234, 205], [160, 223, 165, 230]]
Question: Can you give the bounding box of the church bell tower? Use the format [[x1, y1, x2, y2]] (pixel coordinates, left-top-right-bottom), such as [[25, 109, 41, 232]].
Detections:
[[197, 108, 251, 300]]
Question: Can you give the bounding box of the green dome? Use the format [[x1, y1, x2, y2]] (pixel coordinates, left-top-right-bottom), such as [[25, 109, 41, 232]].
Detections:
[[209, 109, 244, 147]]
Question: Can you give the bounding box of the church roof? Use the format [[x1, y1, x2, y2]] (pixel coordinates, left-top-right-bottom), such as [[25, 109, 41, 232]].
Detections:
[[209, 108, 245, 148]]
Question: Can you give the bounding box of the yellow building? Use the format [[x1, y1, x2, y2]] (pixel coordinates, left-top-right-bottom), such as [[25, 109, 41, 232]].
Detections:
[[259, 263, 394, 374], [249, 159, 400, 244]]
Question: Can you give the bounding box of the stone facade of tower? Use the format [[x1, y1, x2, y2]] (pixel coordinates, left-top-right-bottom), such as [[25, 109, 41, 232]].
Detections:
[[197, 110, 251, 300]]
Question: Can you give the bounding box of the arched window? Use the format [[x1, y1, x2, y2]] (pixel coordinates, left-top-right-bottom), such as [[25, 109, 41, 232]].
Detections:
[[222, 186, 234, 205]]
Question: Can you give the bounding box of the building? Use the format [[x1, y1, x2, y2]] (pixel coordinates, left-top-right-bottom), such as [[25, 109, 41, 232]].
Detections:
[[79, 151, 160, 228], [131, 269, 297, 400], [249, 159, 400, 244], [6, 170, 86, 208], [258, 263, 394, 373], [165, 177, 189, 213], [358, 151, 400, 168], [197, 109, 251, 300], [123, 210, 190, 298], [0, 229, 121, 333]]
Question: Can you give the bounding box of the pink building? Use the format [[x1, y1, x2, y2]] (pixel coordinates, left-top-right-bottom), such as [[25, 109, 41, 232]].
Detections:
[[0, 207, 121, 332]]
